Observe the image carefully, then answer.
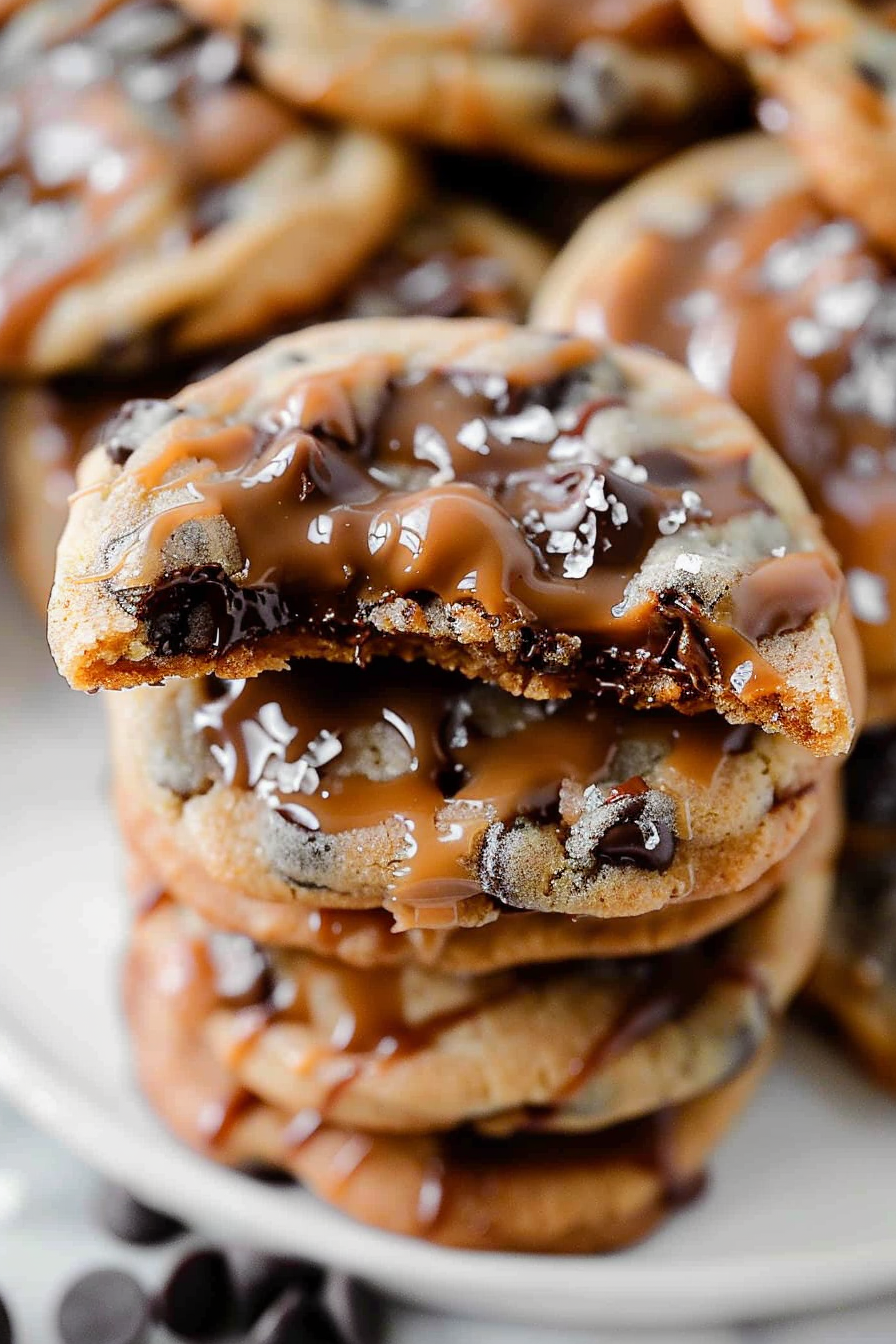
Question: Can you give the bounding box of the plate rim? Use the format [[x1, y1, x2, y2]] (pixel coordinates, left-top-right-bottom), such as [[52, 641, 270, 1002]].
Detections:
[[4, 570, 896, 1330], [1, 1008, 896, 1330]]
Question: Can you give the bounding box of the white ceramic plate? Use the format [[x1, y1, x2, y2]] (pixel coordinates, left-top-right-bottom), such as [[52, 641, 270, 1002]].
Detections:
[[3, 566, 896, 1330]]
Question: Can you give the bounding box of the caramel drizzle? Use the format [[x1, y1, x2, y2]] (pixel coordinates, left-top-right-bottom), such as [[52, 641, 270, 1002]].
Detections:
[[197, 914, 751, 1232], [86, 338, 835, 715], [195, 661, 746, 923]]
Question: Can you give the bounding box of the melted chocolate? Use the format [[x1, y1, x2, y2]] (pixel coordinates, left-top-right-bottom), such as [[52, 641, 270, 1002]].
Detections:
[[589, 180, 896, 674], [591, 783, 676, 870]]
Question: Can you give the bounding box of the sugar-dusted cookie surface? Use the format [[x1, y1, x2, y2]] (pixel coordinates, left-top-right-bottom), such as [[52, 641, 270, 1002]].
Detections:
[[0, 0, 416, 373], [51, 318, 859, 755], [179, 0, 738, 177]]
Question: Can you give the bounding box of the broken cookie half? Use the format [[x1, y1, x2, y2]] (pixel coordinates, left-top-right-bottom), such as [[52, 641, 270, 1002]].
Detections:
[[49, 317, 861, 755]]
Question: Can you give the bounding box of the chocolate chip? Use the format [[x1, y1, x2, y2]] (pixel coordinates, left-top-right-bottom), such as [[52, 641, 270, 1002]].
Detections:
[[96, 1182, 186, 1246], [237, 1161, 298, 1186], [560, 42, 635, 136], [321, 1274, 381, 1344], [226, 1248, 323, 1329], [154, 1248, 231, 1339], [0, 1295, 12, 1344], [102, 399, 180, 465], [594, 793, 676, 872], [129, 565, 290, 659], [58, 1269, 149, 1344], [251, 1290, 339, 1343]]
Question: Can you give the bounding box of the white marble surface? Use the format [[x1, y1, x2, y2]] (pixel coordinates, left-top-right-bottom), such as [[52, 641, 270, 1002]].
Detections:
[[0, 1098, 894, 1343]]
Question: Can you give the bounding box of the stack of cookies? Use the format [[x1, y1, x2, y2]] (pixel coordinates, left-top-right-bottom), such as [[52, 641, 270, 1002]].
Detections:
[[47, 318, 862, 1250]]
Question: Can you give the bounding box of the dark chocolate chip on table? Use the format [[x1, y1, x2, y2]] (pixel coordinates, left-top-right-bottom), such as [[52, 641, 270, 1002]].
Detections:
[[250, 1289, 338, 1344], [58, 1268, 149, 1344], [225, 1247, 323, 1329], [96, 1181, 187, 1246], [322, 1274, 382, 1344], [154, 1248, 231, 1339], [0, 1294, 12, 1344], [236, 1160, 299, 1186]]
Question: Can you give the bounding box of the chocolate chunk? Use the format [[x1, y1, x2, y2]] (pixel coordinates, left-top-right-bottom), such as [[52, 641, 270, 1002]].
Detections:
[[0, 1296, 12, 1344], [855, 59, 889, 93], [251, 1290, 339, 1344], [322, 1274, 381, 1344], [595, 795, 676, 871], [237, 1161, 298, 1186], [58, 1269, 149, 1344], [102, 400, 181, 466], [127, 565, 291, 659], [96, 1181, 186, 1246], [569, 785, 677, 874], [226, 1248, 324, 1328], [154, 1248, 231, 1339]]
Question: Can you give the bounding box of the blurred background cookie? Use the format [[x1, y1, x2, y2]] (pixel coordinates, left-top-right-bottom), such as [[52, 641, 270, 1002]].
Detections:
[[805, 726, 896, 1090], [179, 0, 741, 177], [534, 132, 891, 720], [0, 0, 417, 374], [682, 0, 896, 257]]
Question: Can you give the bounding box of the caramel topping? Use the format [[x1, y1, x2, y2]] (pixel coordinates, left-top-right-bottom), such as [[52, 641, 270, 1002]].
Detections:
[[591, 183, 893, 672], [0, 1, 291, 360], [89, 338, 826, 712], [190, 659, 757, 924]]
